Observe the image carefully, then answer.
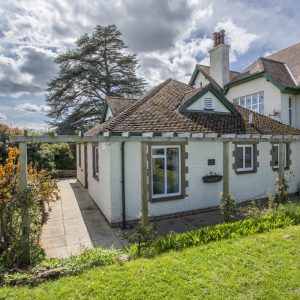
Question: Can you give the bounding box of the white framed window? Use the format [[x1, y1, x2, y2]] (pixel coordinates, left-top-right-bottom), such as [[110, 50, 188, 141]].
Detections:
[[233, 92, 264, 113], [151, 146, 181, 198], [92, 144, 99, 178], [204, 97, 213, 110], [272, 144, 287, 169], [236, 144, 254, 172]]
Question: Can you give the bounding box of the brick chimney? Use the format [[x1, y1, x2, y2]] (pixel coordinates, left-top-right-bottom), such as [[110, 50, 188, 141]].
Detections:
[[209, 30, 230, 88]]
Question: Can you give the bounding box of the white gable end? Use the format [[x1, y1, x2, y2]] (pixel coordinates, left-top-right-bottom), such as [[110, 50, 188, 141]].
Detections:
[[185, 91, 231, 113], [104, 107, 113, 121]]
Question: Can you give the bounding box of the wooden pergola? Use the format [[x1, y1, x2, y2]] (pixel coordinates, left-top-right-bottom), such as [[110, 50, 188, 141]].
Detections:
[[10, 132, 297, 264]]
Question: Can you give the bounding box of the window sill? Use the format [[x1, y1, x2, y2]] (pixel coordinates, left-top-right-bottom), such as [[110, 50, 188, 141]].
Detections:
[[272, 166, 289, 171], [235, 169, 256, 175], [93, 174, 99, 181], [150, 194, 186, 203]]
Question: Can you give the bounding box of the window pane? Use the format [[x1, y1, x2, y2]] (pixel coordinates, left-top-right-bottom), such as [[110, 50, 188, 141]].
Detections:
[[252, 94, 257, 105], [245, 146, 252, 168], [237, 147, 244, 169], [152, 148, 164, 156], [252, 103, 258, 112], [246, 96, 251, 108], [152, 157, 165, 195], [259, 92, 264, 102], [273, 145, 279, 166], [240, 97, 245, 106], [166, 148, 180, 194], [259, 102, 264, 113]]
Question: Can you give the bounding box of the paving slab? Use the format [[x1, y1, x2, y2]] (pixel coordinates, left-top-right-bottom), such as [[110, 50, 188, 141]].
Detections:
[[41, 178, 124, 258]]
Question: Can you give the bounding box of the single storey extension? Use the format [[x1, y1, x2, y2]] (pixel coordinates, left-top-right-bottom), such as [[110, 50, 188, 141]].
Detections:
[[77, 79, 300, 226]]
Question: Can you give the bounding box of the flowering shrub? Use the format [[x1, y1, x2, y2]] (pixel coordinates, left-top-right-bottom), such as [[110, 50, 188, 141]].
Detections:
[[0, 147, 59, 268]]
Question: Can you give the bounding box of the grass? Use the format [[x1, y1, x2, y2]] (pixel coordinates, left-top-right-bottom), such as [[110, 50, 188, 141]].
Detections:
[[1, 225, 300, 300]]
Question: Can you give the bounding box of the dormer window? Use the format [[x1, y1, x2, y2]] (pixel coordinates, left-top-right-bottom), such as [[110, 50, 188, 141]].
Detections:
[[204, 97, 213, 110]]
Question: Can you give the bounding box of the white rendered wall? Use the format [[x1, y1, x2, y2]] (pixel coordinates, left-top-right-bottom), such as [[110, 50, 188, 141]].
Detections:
[[87, 142, 112, 222], [209, 44, 230, 88], [193, 71, 210, 88], [104, 108, 113, 121], [76, 143, 85, 186], [186, 91, 230, 113], [107, 141, 300, 222], [226, 77, 281, 121]]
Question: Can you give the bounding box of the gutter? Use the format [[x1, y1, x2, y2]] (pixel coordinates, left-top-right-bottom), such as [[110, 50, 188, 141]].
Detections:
[[121, 141, 126, 229]]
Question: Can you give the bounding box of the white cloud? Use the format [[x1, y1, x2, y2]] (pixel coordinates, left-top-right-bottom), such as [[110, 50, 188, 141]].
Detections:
[[215, 19, 258, 60], [0, 113, 7, 121], [15, 103, 51, 113]]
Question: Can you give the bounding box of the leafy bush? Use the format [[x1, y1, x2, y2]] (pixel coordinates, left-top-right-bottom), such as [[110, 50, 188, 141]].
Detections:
[[133, 209, 299, 257], [3, 247, 120, 285], [0, 148, 59, 269], [44, 143, 76, 170], [123, 221, 157, 257], [36, 247, 119, 274], [219, 193, 237, 222]]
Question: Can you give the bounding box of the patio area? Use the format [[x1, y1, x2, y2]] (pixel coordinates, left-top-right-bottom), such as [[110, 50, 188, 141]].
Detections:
[[40, 179, 226, 258]]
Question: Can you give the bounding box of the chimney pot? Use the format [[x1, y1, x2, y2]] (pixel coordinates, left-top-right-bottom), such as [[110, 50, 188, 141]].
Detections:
[[220, 30, 225, 44], [216, 32, 220, 46], [213, 32, 218, 47]]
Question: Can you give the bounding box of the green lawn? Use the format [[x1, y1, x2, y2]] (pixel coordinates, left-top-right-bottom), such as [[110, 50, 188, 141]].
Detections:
[[2, 225, 300, 300]]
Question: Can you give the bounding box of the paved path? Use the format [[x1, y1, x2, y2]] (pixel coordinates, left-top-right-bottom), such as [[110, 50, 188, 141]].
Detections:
[[40, 179, 123, 258]]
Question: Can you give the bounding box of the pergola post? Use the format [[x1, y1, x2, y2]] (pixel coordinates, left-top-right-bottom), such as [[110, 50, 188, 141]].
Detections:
[[19, 130, 30, 265], [278, 142, 285, 183], [223, 141, 230, 201], [141, 142, 149, 227]]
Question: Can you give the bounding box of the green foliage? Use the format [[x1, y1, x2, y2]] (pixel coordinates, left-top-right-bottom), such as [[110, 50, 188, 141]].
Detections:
[[46, 24, 146, 134], [2, 225, 300, 299], [2, 203, 300, 286], [27, 143, 56, 172], [37, 247, 119, 274], [219, 192, 237, 222], [43, 143, 76, 170], [0, 148, 59, 269], [239, 200, 265, 219], [123, 221, 157, 257], [136, 209, 299, 257], [27, 143, 76, 173], [274, 177, 289, 206]]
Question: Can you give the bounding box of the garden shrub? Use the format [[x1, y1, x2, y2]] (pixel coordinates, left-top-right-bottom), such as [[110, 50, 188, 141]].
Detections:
[[0, 147, 59, 269], [132, 209, 299, 257], [123, 221, 157, 257], [219, 192, 237, 222], [44, 143, 76, 170]]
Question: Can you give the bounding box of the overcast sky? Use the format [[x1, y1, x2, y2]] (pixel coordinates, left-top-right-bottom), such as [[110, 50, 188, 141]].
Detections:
[[0, 0, 299, 130]]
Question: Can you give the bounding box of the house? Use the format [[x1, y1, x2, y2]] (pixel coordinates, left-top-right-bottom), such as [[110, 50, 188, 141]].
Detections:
[[77, 79, 300, 226], [189, 31, 300, 128]]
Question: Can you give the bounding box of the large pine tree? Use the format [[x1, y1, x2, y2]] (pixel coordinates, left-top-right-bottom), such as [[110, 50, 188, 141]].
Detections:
[[47, 25, 146, 134]]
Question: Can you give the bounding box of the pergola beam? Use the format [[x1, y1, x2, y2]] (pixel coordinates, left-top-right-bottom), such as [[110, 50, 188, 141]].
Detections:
[[9, 134, 300, 144]]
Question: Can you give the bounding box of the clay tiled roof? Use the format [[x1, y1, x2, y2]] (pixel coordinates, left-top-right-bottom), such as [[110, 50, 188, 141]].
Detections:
[[106, 96, 136, 117], [85, 79, 300, 136], [267, 43, 300, 85], [229, 57, 297, 88], [196, 64, 240, 81]]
